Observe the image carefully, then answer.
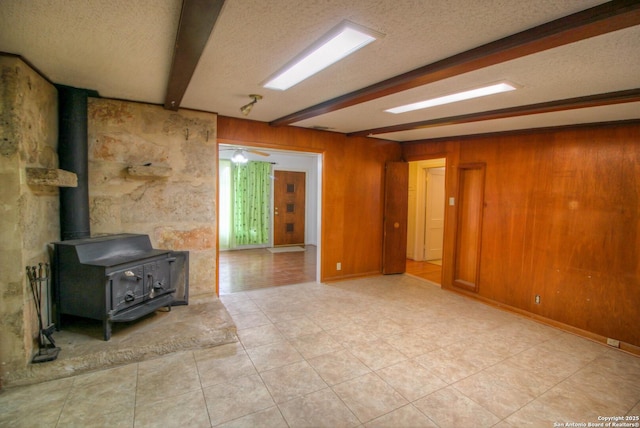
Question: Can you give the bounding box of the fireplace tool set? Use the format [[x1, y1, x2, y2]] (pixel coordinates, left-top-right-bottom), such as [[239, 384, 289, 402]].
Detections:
[[26, 263, 60, 363]]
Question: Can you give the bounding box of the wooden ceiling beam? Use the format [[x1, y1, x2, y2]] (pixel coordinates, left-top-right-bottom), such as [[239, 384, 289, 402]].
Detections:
[[347, 88, 640, 137], [270, 0, 640, 126], [164, 0, 225, 110]]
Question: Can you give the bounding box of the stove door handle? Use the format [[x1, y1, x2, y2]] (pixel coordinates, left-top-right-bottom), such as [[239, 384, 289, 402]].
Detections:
[[124, 270, 142, 280]]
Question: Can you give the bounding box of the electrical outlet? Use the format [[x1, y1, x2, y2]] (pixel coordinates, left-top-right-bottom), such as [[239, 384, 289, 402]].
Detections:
[[535, 295, 541, 304], [606, 338, 620, 348], [336, 262, 341, 271]]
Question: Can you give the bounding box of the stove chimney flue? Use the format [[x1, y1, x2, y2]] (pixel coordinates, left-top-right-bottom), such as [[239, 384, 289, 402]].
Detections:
[[57, 85, 90, 241]]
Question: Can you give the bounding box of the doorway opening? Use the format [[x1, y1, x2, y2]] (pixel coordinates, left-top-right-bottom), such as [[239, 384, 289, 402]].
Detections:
[[218, 144, 322, 294], [406, 158, 446, 285]]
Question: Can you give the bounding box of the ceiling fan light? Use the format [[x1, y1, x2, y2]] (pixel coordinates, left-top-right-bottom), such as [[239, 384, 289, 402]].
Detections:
[[263, 21, 383, 91], [231, 150, 249, 163], [386, 82, 518, 114]]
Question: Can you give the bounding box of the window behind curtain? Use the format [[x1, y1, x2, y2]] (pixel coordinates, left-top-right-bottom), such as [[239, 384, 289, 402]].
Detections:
[[219, 160, 232, 249]]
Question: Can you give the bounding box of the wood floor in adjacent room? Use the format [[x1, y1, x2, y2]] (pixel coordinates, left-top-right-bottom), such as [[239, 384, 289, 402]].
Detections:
[[219, 248, 441, 294], [405, 258, 442, 285], [219, 245, 317, 294]]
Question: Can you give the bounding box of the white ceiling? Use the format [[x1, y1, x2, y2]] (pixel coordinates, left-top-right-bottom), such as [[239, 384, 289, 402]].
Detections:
[[1, 0, 639, 142]]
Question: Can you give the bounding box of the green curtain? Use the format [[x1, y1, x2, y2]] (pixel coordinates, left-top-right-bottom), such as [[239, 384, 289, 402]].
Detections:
[[233, 161, 271, 246]]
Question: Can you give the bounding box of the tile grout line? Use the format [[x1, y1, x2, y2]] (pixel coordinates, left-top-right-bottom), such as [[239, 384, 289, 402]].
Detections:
[[131, 362, 140, 427], [239, 304, 291, 427]]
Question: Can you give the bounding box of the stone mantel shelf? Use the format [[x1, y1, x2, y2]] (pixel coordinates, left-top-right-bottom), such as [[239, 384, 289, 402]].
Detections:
[[26, 167, 78, 187], [127, 165, 172, 178]]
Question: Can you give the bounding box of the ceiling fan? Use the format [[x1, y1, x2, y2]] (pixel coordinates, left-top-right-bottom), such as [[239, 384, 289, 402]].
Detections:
[[220, 147, 270, 164]]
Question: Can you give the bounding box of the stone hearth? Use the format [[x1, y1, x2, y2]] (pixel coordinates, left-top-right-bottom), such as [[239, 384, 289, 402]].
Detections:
[[4, 294, 237, 388]]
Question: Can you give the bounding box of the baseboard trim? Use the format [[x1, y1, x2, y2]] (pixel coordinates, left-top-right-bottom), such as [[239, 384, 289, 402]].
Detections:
[[443, 285, 640, 357]]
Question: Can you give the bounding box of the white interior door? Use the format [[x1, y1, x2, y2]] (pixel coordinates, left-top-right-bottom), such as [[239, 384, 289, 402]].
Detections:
[[424, 167, 445, 260]]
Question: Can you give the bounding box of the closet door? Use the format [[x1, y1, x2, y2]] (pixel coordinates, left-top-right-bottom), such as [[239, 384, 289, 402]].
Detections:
[[453, 163, 486, 292]]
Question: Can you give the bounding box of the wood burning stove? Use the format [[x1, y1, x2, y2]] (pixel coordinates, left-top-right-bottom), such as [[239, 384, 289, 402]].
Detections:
[[53, 234, 188, 340]]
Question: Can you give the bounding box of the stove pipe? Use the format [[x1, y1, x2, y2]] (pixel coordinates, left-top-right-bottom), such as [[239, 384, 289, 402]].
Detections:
[[57, 86, 90, 241]]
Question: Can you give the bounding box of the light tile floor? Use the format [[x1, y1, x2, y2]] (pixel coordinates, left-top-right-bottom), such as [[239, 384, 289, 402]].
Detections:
[[1, 275, 639, 427]]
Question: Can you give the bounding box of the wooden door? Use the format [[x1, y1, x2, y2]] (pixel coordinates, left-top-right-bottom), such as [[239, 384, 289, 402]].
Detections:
[[453, 163, 486, 292], [274, 170, 305, 246], [383, 162, 409, 274], [424, 167, 445, 260]]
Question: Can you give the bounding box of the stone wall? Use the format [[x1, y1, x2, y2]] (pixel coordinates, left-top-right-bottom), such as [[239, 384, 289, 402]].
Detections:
[[0, 55, 59, 385], [0, 59, 218, 386], [87, 98, 217, 296]]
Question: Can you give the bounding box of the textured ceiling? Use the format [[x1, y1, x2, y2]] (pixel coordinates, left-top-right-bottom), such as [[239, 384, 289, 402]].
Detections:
[[1, 0, 639, 142], [0, 0, 181, 104]]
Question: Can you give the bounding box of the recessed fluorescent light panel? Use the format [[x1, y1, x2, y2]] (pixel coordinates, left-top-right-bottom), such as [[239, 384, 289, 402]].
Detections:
[[385, 82, 517, 114], [263, 20, 383, 91]]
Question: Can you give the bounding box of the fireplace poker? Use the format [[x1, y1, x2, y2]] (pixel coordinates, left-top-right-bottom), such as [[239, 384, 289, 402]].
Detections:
[[27, 263, 60, 363]]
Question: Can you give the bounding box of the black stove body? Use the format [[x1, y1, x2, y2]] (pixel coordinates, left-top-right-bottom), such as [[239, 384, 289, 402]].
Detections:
[[53, 234, 188, 340]]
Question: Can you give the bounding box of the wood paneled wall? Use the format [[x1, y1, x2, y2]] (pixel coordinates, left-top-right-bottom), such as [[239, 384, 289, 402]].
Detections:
[[217, 116, 402, 282], [404, 123, 640, 349]]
